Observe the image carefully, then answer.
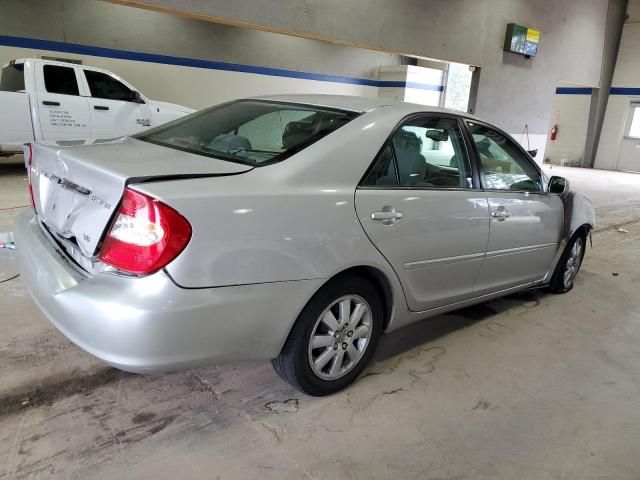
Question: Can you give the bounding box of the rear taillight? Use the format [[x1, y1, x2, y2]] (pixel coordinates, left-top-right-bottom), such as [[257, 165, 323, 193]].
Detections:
[[26, 144, 35, 209], [99, 188, 192, 275]]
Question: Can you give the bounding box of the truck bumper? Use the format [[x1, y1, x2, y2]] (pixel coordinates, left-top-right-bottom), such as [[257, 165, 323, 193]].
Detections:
[[0, 143, 23, 156], [14, 209, 323, 373]]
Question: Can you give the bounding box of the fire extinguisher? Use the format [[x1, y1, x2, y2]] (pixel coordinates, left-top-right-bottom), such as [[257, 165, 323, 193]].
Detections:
[[550, 124, 558, 141]]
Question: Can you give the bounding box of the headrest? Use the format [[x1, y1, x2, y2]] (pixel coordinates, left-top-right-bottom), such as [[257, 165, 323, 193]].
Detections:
[[282, 120, 314, 149], [208, 134, 252, 154], [393, 130, 422, 153]]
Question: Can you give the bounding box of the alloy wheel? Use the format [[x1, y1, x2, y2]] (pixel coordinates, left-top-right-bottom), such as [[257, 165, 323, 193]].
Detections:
[[563, 237, 584, 289], [308, 295, 373, 380]]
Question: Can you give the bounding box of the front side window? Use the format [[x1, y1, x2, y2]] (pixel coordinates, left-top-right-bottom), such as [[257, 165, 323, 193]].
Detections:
[[468, 123, 542, 191], [136, 100, 358, 166], [43, 65, 79, 96], [363, 116, 471, 188], [0, 63, 25, 92], [84, 70, 135, 101]]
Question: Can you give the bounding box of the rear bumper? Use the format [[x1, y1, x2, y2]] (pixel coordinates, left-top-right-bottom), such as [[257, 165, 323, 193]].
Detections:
[[14, 210, 322, 372]]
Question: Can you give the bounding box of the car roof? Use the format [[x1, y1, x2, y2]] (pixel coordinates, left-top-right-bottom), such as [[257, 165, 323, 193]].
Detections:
[[252, 93, 481, 119]]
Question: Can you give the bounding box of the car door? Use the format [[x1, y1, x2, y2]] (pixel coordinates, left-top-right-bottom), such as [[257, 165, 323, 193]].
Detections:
[[355, 114, 490, 312], [466, 121, 563, 294], [81, 68, 152, 141], [35, 62, 91, 145]]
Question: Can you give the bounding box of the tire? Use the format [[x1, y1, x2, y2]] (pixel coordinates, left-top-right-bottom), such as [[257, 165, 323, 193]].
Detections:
[[272, 274, 384, 396], [547, 231, 587, 294]]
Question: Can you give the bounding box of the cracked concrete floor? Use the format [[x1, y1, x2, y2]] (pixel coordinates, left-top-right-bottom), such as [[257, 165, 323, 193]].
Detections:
[[1, 162, 640, 479]]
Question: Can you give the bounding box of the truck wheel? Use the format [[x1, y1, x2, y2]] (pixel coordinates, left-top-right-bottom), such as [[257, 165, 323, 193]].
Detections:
[[272, 274, 383, 396], [548, 232, 587, 294]]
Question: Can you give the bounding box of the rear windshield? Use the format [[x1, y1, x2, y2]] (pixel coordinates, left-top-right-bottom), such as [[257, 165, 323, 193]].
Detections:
[[135, 100, 359, 166], [0, 64, 25, 92]]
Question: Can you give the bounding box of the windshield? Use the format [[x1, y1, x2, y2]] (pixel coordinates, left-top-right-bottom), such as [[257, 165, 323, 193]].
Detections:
[[0, 63, 25, 92], [135, 100, 359, 166]]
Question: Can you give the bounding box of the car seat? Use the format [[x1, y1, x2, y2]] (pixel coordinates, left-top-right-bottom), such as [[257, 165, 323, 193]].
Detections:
[[393, 130, 426, 186]]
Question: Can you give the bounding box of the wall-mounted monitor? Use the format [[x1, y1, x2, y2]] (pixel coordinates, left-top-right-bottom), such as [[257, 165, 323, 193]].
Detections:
[[504, 23, 540, 58]]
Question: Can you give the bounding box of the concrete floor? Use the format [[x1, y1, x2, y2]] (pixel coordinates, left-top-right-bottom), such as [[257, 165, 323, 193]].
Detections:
[[1, 162, 640, 479]]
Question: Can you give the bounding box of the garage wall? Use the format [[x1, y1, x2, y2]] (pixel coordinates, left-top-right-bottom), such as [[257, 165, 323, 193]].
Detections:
[[0, 0, 409, 109], [0, 0, 628, 166], [112, 0, 624, 162], [595, 16, 640, 170], [0, 44, 381, 109], [544, 84, 594, 165]]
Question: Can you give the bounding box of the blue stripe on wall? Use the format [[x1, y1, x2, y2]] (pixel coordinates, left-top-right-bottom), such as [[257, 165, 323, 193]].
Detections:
[[555, 86, 640, 96], [555, 87, 593, 95], [610, 87, 640, 96], [405, 81, 444, 91], [0, 34, 444, 91]]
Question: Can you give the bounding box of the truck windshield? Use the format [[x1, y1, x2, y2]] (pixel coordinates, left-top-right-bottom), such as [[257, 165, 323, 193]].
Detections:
[[0, 63, 25, 92], [135, 100, 359, 166]]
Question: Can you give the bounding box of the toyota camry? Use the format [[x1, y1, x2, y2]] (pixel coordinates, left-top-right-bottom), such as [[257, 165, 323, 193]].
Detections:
[[15, 95, 596, 395]]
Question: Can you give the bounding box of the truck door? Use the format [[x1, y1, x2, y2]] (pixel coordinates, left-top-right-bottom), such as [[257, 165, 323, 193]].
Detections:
[[81, 69, 152, 141], [35, 63, 91, 145]]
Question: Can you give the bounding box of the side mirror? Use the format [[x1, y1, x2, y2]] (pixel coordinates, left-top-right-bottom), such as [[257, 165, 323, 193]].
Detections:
[[131, 91, 145, 104], [548, 176, 569, 194]]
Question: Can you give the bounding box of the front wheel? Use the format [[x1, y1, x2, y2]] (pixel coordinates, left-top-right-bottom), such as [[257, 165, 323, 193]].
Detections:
[[548, 232, 587, 293], [272, 275, 383, 396]]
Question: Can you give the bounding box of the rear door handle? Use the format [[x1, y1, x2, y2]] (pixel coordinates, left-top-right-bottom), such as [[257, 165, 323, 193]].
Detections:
[[491, 207, 512, 221], [42, 101, 60, 106], [93, 105, 110, 111], [371, 207, 404, 225]]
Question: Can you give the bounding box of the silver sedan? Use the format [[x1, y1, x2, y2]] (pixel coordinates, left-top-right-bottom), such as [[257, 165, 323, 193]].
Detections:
[[15, 95, 596, 395]]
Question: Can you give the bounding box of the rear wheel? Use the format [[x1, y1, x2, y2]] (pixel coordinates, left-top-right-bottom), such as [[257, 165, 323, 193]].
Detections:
[[272, 275, 383, 396], [548, 232, 587, 293]]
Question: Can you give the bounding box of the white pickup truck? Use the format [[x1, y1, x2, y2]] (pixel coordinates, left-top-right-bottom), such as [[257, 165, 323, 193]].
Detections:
[[0, 58, 194, 156]]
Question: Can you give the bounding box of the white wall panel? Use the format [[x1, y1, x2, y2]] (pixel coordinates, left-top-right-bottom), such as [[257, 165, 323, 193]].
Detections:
[[544, 87, 592, 165], [377, 65, 443, 107]]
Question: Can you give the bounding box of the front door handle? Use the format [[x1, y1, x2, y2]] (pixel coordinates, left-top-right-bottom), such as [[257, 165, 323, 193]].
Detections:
[[491, 206, 512, 221], [42, 101, 60, 106], [371, 207, 404, 225], [94, 105, 110, 111]]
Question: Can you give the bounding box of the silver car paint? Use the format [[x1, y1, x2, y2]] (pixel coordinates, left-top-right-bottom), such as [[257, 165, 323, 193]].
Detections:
[[15, 94, 596, 372], [15, 210, 325, 371], [146, 104, 425, 288], [355, 188, 490, 311], [542, 190, 597, 283], [472, 191, 564, 295], [29, 139, 251, 260]]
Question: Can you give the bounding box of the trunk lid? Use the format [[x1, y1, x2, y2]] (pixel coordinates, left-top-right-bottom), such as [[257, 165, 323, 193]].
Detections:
[[30, 137, 252, 263]]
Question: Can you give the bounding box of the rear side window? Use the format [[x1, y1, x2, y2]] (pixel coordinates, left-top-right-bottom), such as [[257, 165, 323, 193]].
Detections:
[[362, 145, 398, 186], [43, 65, 79, 96], [0, 63, 25, 92], [84, 70, 134, 101], [136, 100, 358, 166]]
